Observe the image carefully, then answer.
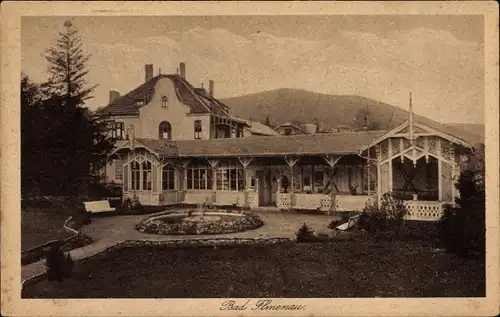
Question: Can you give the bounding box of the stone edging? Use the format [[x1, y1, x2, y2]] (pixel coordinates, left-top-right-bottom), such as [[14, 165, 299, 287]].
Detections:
[[21, 216, 92, 266]]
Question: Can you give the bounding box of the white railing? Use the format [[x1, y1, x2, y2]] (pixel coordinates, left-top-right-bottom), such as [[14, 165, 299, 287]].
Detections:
[[124, 191, 160, 205], [183, 191, 213, 205], [335, 195, 372, 212], [293, 193, 332, 211], [404, 200, 446, 221], [277, 193, 292, 209], [246, 191, 258, 208], [216, 191, 245, 206]]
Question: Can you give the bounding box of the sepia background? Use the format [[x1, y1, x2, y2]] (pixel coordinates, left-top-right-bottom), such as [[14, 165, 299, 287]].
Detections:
[[22, 15, 484, 126], [2, 1, 499, 316]]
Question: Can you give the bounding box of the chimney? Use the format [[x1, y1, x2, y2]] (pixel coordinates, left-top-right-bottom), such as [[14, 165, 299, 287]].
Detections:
[[109, 90, 120, 104], [145, 64, 153, 82], [209, 80, 214, 97], [179, 62, 186, 79]]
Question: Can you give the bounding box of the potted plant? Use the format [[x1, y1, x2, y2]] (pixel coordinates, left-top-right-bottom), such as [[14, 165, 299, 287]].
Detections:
[[349, 184, 358, 195]]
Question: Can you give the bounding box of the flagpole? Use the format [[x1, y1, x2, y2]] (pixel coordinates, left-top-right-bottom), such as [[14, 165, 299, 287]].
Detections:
[[129, 125, 136, 199], [409, 92, 414, 145]]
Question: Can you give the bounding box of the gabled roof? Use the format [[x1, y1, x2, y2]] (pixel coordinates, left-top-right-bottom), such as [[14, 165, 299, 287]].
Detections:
[[97, 74, 231, 117], [361, 119, 480, 151], [275, 122, 308, 134], [113, 131, 388, 158], [229, 116, 280, 136]]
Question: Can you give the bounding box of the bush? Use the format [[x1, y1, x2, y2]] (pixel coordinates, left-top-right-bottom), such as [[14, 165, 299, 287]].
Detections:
[[438, 168, 485, 258], [295, 223, 316, 242], [358, 193, 408, 238], [22, 196, 53, 209], [46, 242, 74, 282], [119, 196, 144, 214]]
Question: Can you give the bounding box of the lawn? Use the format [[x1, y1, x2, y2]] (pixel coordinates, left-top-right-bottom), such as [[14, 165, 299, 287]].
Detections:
[[21, 197, 88, 251], [21, 210, 75, 251], [22, 239, 485, 298]]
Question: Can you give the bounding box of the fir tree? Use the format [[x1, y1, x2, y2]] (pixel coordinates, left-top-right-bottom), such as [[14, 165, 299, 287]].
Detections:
[[42, 20, 96, 105], [21, 20, 114, 196]]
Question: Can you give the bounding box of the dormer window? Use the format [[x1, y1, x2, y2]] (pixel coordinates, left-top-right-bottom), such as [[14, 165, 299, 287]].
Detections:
[[161, 95, 168, 108], [194, 120, 202, 139], [136, 100, 144, 106]]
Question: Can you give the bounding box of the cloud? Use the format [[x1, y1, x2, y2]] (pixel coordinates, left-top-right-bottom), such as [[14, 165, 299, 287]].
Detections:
[[23, 25, 483, 123], [94, 42, 147, 54]]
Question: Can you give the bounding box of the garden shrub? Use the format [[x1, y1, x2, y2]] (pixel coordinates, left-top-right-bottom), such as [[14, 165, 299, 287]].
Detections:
[[438, 167, 485, 259], [46, 242, 74, 282], [120, 196, 144, 214], [358, 193, 408, 239], [295, 223, 317, 242], [22, 196, 54, 209]]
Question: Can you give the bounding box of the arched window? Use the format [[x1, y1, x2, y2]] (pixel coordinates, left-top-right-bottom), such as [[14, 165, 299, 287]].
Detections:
[[161, 95, 168, 108], [131, 161, 141, 190], [142, 161, 152, 190], [158, 121, 172, 140]]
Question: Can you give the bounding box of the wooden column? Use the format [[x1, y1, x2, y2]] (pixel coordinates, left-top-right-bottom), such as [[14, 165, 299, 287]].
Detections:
[[323, 154, 342, 215], [284, 156, 299, 211], [255, 176, 260, 207], [238, 157, 254, 208], [207, 159, 219, 204], [376, 145, 382, 208], [436, 139, 443, 201], [177, 159, 190, 203], [388, 139, 393, 194]]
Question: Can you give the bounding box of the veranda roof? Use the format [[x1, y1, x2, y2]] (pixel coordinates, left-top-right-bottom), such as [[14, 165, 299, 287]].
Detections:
[[116, 130, 388, 158]]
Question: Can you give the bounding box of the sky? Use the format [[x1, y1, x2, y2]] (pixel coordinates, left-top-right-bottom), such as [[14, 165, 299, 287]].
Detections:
[[21, 15, 484, 124]]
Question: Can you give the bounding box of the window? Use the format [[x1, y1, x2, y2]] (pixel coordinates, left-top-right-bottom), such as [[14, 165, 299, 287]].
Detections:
[[109, 121, 124, 140], [158, 121, 172, 140], [194, 120, 202, 139], [162, 166, 175, 190], [161, 95, 168, 108], [142, 161, 152, 191], [215, 124, 230, 139], [313, 170, 324, 193], [186, 166, 213, 190], [216, 161, 245, 191], [236, 125, 244, 138], [131, 161, 141, 190], [292, 167, 302, 192], [334, 165, 353, 193], [115, 158, 123, 180], [303, 175, 311, 191], [283, 127, 292, 135]]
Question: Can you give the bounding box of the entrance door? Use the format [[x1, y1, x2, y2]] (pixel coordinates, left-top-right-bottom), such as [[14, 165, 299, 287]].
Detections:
[[256, 170, 272, 206]]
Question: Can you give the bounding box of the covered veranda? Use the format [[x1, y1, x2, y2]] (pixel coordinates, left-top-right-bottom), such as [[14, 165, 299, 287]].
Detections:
[[360, 119, 475, 220], [110, 131, 385, 213]]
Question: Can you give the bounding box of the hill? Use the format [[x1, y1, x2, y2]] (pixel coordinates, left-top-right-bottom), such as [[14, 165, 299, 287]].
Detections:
[[446, 123, 484, 139], [221, 88, 483, 144]]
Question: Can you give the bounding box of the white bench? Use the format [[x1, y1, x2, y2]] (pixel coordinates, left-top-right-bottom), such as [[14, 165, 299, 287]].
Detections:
[[83, 200, 116, 214], [335, 215, 360, 231]]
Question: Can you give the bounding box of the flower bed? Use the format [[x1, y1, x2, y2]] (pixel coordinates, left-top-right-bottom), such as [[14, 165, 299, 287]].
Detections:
[[136, 210, 263, 235]]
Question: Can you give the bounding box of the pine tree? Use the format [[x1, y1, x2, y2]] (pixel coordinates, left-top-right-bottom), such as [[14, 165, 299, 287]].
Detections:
[[42, 20, 96, 105], [25, 20, 114, 196]]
